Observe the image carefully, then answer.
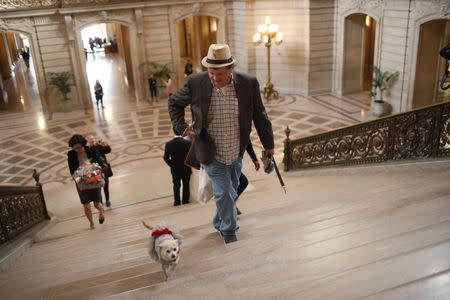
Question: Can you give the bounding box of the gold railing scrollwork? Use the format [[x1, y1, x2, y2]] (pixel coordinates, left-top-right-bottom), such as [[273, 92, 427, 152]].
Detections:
[[0, 169, 50, 246], [283, 102, 450, 171]]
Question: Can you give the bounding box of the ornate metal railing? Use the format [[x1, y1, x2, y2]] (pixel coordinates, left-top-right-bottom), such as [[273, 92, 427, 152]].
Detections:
[[0, 170, 50, 246], [283, 101, 450, 171]]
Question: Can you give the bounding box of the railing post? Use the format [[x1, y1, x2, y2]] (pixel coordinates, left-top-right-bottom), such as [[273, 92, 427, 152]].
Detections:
[[33, 169, 50, 220], [433, 105, 443, 157], [0, 194, 9, 243], [283, 126, 291, 171]]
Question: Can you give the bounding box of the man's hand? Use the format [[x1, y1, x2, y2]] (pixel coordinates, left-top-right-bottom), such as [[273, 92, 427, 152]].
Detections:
[[253, 160, 260, 171], [182, 123, 195, 138], [264, 148, 275, 157]]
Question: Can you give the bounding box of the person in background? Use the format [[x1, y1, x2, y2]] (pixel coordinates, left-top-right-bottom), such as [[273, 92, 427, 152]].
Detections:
[[94, 80, 104, 108], [21, 48, 30, 69], [148, 75, 158, 103], [87, 135, 113, 207], [164, 131, 192, 206], [168, 44, 274, 244], [67, 134, 105, 229], [184, 59, 193, 78], [235, 142, 260, 215], [163, 74, 172, 97], [89, 37, 95, 53]]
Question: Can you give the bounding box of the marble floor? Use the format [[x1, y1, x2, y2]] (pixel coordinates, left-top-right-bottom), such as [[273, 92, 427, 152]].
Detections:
[[0, 53, 371, 219]]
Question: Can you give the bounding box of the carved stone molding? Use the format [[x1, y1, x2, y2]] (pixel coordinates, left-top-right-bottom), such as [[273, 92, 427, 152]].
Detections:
[[411, 0, 450, 19], [33, 16, 59, 26], [134, 8, 143, 35], [74, 9, 133, 30], [170, 2, 225, 21], [62, 0, 109, 6], [339, 0, 385, 17], [64, 15, 75, 40], [0, 17, 34, 32], [99, 10, 109, 22], [0, 0, 59, 10], [192, 2, 202, 16], [0, 18, 8, 32]]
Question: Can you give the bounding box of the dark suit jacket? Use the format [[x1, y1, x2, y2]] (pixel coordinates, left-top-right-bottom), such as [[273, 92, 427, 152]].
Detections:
[[164, 136, 192, 175], [67, 146, 101, 175], [89, 144, 112, 177], [168, 71, 274, 162]]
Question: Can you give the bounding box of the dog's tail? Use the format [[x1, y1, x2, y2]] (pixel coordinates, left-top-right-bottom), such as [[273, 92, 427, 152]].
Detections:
[[142, 221, 153, 231]]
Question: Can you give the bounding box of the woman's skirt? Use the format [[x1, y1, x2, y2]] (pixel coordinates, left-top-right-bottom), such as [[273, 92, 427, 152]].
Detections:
[[76, 185, 102, 204]]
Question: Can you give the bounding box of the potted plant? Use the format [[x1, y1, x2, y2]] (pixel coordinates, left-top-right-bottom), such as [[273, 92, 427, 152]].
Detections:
[[369, 66, 399, 117], [139, 61, 171, 92], [48, 71, 72, 102]]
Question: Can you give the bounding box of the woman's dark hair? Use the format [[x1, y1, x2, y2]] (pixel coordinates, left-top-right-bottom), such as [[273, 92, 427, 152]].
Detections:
[[68, 134, 87, 147]]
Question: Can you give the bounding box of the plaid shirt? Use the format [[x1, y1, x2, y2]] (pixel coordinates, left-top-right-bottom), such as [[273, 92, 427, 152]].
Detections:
[[207, 82, 240, 165]]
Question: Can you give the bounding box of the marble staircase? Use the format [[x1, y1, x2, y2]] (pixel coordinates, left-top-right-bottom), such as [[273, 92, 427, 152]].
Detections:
[[0, 160, 449, 299]]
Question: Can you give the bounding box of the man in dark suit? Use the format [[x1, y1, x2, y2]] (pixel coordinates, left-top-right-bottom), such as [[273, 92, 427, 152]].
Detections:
[[164, 133, 192, 206], [168, 44, 274, 244]]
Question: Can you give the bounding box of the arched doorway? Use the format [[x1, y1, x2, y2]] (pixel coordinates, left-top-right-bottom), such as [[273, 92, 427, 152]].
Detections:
[[0, 31, 43, 113], [79, 22, 135, 112], [176, 15, 218, 81], [412, 19, 450, 109], [342, 14, 376, 95]]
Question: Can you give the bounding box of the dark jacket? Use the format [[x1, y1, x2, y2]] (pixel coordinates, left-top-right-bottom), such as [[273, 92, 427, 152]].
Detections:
[[67, 146, 101, 175], [90, 144, 111, 162], [168, 71, 274, 162], [164, 136, 192, 175], [89, 143, 113, 177], [149, 78, 157, 89], [246, 143, 258, 162]]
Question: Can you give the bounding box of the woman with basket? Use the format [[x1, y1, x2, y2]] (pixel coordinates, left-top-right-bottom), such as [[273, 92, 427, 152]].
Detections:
[[67, 134, 105, 229]]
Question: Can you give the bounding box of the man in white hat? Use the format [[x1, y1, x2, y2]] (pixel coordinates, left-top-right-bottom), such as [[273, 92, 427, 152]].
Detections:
[[168, 44, 274, 244]]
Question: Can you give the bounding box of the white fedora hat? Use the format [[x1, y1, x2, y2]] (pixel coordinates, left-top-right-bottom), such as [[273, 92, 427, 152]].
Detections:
[[201, 44, 236, 68]]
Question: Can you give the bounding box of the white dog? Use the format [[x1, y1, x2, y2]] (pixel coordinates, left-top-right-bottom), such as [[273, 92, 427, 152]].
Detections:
[[142, 221, 182, 280]]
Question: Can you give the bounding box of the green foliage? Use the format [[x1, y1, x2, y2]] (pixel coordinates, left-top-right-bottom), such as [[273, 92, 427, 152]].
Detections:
[[139, 61, 171, 82], [49, 72, 72, 101], [369, 66, 399, 103]]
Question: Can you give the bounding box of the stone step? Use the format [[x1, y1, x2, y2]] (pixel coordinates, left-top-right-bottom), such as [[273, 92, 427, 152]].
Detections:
[[0, 160, 449, 299]]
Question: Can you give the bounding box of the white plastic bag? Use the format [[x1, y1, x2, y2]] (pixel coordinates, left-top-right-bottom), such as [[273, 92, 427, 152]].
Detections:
[[197, 166, 214, 204]]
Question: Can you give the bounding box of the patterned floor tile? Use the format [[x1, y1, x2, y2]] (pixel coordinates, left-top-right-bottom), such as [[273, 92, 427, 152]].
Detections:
[[0, 55, 372, 186], [4, 166, 25, 174], [6, 176, 26, 184]]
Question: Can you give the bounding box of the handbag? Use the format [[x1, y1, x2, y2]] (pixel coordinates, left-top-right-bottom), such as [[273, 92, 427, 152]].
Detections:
[[194, 129, 216, 164], [184, 128, 216, 169], [184, 138, 200, 170], [197, 166, 214, 204], [98, 156, 113, 177]]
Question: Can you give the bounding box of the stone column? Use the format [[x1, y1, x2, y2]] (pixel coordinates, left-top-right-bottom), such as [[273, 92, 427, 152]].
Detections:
[[0, 32, 13, 79], [6, 32, 18, 63], [64, 14, 88, 110], [135, 8, 148, 101], [193, 16, 202, 72]]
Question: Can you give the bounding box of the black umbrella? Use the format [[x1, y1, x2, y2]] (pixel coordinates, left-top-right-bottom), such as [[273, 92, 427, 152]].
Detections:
[[262, 152, 286, 194], [271, 156, 286, 194]]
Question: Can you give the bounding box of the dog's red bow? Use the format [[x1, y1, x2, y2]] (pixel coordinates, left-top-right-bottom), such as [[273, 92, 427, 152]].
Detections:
[[152, 228, 172, 237]]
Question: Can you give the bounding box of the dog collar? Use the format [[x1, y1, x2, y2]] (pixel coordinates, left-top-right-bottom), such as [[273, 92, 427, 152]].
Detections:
[[152, 228, 172, 237]]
